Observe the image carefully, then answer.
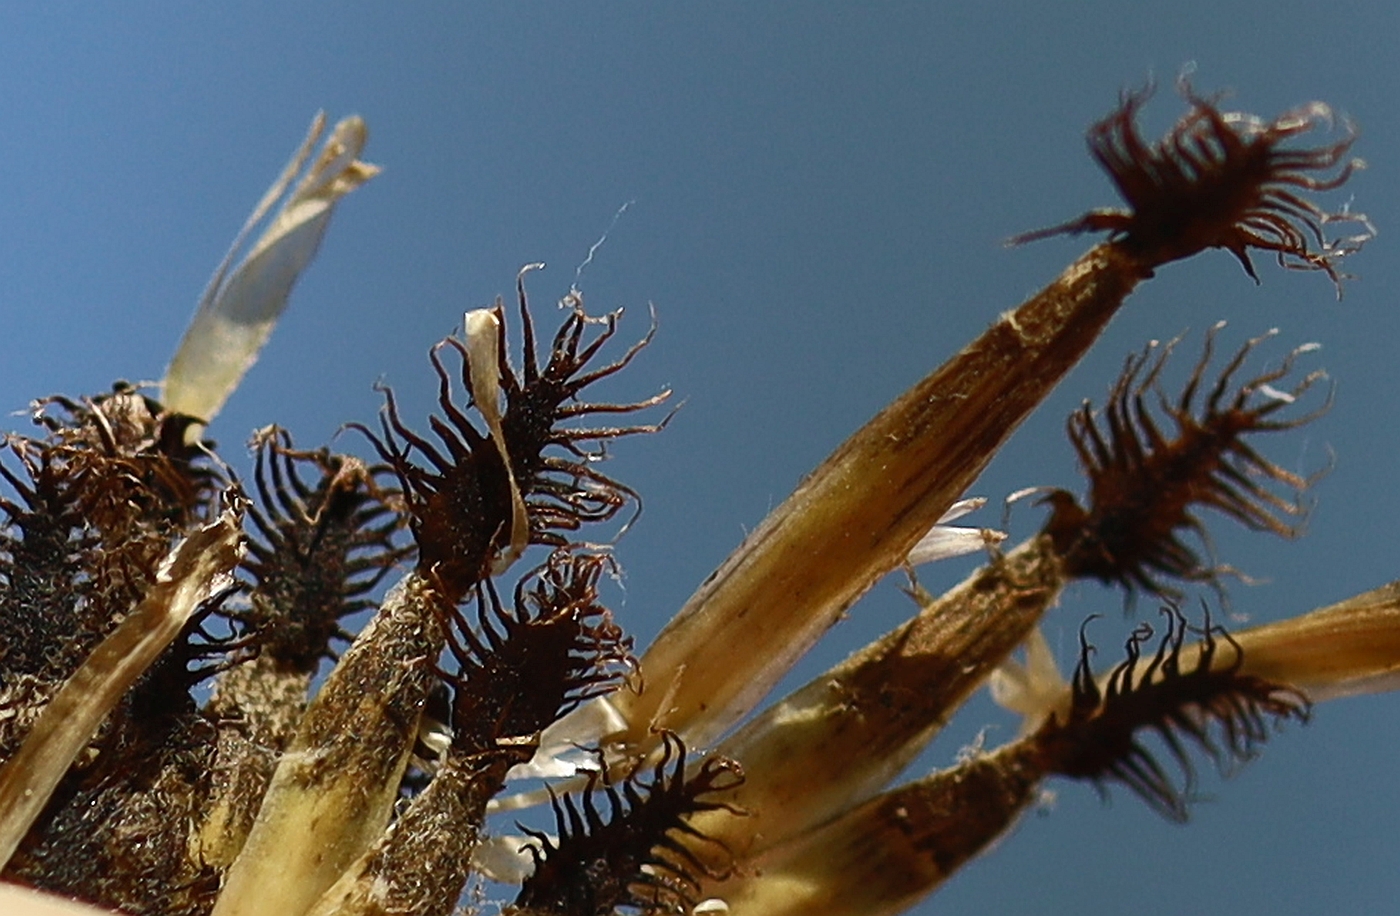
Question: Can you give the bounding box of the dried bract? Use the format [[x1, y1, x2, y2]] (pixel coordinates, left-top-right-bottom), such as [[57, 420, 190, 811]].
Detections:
[[439, 551, 634, 756], [356, 281, 663, 603], [241, 427, 409, 672], [514, 733, 744, 916]]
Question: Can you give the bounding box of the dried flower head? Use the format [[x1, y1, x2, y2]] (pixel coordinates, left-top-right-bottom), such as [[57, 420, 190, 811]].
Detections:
[[515, 733, 744, 916], [356, 281, 665, 603], [438, 550, 634, 757], [1041, 324, 1326, 601], [241, 426, 410, 672], [1011, 79, 1372, 293], [1035, 606, 1309, 822], [2, 78, 1392, 916]]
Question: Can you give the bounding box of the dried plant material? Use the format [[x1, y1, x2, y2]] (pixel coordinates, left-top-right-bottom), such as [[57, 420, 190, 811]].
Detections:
[[238, 427, 408, 676], [905, 497, 1005, 566], [512, 734, 744, 916], [464, 307, 531, 574], [440, 552, 633, 756], [706, 606, 1315, 916], [1, 76, 1390, 916], [357, 281, 663, 605], [604, 242, 1148, 755], [705, 740, 1042, 916], [164, 113, 379, 425], [198, 429, 409, 871], [693, 536, 1067, 858], [1041, 325, 1326, 600], [1035, 607, 1309, 821], [306, 551, 633, 916], [209, 574, 440, 916], [604, 83, 1366, 760], [0, 498, 244, 869], [0, 885, 120, 916], [1183, 579, 1400, 702], [1011, 80, 1372, 294], [304, 749, 514, 916]]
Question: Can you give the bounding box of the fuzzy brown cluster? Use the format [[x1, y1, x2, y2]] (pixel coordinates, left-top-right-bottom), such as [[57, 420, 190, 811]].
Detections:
[[1011, 79, 1372, 292], [0, 286, 742, 916], [1042, 325, 1326, 601], [0, 79, 1385, 916]]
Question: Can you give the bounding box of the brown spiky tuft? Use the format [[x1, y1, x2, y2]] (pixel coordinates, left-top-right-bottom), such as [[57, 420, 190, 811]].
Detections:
[[1041, 326, 1326, 602], [354, 279, 665, 603], [241, 426, 410, 672], [0, 385, 225, 754], [437, 550, 633, 757], [515, 733, 744, 916], [499, 278, 670, 548], [1010, 79, 1371, 294], [1035, 606, 1309, 822]]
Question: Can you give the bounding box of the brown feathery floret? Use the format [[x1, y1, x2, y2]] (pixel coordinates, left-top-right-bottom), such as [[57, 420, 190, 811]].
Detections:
[[1035, 606, 1309, 822], [1042, 325, 1327, 601], [241, 426, 410, 671], [1011, 78, 1372, 294], [514, 732, 744, 916], [499, 274, 671, 546], [354, 277, 665, 602], [436, 550, 634, 756]]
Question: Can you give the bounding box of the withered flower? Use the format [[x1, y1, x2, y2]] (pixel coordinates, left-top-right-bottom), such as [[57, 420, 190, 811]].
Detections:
[[2, 78, 1396, 916], [1042, 323, 1326, 600], [513, 734, 743, 916], [1011, 78, 1372, 292], [357, 278, 664, 603], [1036, 607, 1309, 821]]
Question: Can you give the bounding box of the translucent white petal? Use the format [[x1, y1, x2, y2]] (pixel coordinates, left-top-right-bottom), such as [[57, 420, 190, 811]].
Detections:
[[988, 626, 1068, 732], [906, 497, 1005, 565], [469, 834, 540, 884], [163, 114, 378, 425]]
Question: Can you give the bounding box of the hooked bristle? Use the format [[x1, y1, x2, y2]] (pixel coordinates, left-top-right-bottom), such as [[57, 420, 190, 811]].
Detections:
[[353, 279, 664, 604], [436, 550, 634, 757], [1042, 325, 1326, 602], [516, 733, 744, 916], [241, 426, 411, 672], [1035, 606, 1309, 822], [1010, 79, 1371, 294]]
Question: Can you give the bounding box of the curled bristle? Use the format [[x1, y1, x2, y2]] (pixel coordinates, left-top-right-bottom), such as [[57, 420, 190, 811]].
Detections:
[[32, 384, 222, 526], [499, 279, 671, 548], [1010, 79, 1371, 294], [350, 356, 506, 601], [241, 427, 410, 671], [436, 550, 634, 756], [515, 733, 744, 915], [352, 279, 664, 601], [1042, 325, 1326, 602], [0, 386, 228, 753], [1035, 607, 1309, 822]]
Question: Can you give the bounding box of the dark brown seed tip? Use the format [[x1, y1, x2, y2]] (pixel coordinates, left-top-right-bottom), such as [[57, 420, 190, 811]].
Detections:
[[515, 732, 744, 916], [1042, 325, 1327, 604], [1009, 77, 1372, 297], [1034, 607, 1309, 822]]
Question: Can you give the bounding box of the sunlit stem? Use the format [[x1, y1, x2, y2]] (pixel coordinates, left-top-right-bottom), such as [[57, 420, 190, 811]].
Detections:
[[607, 242, 1148, 752]]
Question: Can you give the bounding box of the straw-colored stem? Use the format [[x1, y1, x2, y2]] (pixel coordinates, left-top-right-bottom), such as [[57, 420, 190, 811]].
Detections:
[[698, 535, 1066, 855], [305, 751, 512, 916], [611, 242, 1147, 750], [211, 572, 441, 916], [713, 739, 1043, 916]]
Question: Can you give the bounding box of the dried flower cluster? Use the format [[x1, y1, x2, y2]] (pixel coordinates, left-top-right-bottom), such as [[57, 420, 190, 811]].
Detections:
[[2, 81, 1398, 916]]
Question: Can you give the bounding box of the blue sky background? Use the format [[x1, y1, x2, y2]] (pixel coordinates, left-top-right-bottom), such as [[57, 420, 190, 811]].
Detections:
[[1, 4, 1397, 914]]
